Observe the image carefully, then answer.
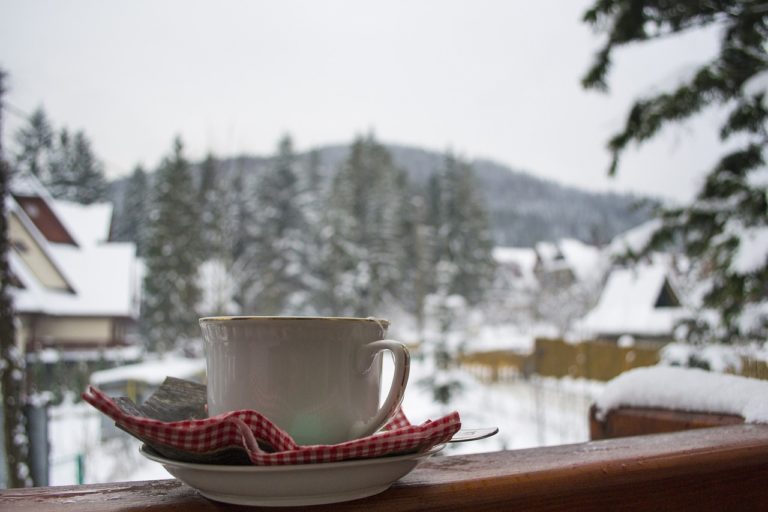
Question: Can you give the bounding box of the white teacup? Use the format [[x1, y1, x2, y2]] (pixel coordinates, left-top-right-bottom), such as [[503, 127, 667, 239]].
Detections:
[[200, 316, 410, 445]]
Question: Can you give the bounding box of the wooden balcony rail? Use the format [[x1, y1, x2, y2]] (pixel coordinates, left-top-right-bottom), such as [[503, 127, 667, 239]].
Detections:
[[2, 423, 767, 511], [589, 404, 745, 440]]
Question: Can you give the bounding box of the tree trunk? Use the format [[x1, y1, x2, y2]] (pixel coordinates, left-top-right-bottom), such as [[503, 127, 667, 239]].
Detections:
[[0, 69, 32, 487]]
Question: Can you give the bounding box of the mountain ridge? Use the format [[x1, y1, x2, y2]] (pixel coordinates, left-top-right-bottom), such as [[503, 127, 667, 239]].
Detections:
[[109, 142, 653, 247]]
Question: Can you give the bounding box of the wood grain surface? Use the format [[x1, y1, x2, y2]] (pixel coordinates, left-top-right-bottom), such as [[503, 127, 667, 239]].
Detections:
[[590, 404, 745, 440], [2, 424, 767, 511]]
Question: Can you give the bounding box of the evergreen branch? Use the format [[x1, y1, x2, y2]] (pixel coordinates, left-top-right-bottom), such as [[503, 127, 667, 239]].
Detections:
[[582, 0, 741, 90], [721, 94, 768, 139]]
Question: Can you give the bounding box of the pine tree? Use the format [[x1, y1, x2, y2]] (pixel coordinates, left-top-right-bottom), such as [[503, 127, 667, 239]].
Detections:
[[46, 128, 74, 199], [429, 153, 496, 305], [67, 131, 107, 204], [112, 165, 149, 254], [197, 153, 228, 261], [0, 69, 32, 488], [239, 135, 313, 314], [305, 149, 322, 192], [13, 107, 53, 180], [293, 148, 327, 315], [325, 135, 408, 316], [141, 137, 204, 353], [14, 110, 106, 205], [400, 192, 434, 336], [583, 0, 768, 343], [227, 160, 258, 313], [46, 129, 107, 204]]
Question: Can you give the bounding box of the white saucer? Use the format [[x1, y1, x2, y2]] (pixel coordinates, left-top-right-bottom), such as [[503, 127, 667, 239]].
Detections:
[[139, 445, 444, 507]]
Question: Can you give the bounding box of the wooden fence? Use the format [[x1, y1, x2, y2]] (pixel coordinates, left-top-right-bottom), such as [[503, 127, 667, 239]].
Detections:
[[460, 338, 659, 382], [460, 337, 768, 382]]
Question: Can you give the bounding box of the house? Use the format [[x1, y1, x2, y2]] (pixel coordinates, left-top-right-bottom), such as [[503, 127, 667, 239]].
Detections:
[[493, 247, 537, 290], [576, 255, 689, 343], [6, 172, 141, 356], [533, 238, 604, 288]]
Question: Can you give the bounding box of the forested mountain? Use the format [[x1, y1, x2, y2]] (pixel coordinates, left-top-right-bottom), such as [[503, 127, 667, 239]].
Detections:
[[109, 142, 652, 248]]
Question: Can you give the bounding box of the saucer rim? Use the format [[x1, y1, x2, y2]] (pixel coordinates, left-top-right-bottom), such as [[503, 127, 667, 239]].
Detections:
[[139, 443, 444, 472]]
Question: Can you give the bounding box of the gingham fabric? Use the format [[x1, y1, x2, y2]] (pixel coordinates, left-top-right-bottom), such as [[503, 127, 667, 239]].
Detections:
[[82, 385, 461, 465]]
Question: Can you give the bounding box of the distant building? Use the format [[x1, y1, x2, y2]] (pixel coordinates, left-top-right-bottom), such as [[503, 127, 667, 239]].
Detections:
[[6, 173, 141, 357], [493, 247, 537, 289], [533, 239, 604, 288], [576, 255, 689, 343]]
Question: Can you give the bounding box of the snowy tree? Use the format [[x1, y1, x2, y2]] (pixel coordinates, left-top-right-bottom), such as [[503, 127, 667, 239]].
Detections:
[[304, 149, 323, 193], [292, 148, 327, 314], [67, 131, 107, 204], [194, 153, 238, 316], [0, 69, 32, 488], [583, 0, 768, 343], [141, 137, 204, 353], [47, 129, 107, 204], [428, 152, 496, 305], [419, 264, 471, 408], [13, 107, 53, 181], [197, 153, 229, 261], [324, 135, 409, 316], [237, 135, 318, 314], [226, 161, 259, 313], [400, 194, 435, 336], [14, 109, 106, 204], [533, 273, 600, 336], [45, 129, 74, 198], [112, 165, 149, 254]]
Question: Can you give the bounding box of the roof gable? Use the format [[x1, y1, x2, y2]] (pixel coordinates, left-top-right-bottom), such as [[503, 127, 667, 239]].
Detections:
[[654, 278, 681, 308], [577, 256, 688, 337], [8, 201, 75, 293], [13, 195, 78, 246]]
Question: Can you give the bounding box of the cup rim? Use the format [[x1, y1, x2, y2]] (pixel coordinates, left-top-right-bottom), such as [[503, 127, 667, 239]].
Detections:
[[198, 316, 390, 327]]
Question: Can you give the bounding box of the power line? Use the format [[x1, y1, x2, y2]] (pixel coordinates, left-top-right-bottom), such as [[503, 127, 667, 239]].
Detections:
[[0, 100, 30, 121]]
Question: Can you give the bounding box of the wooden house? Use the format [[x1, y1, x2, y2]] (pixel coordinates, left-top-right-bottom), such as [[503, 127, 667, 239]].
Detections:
[[576, 255, 689, 343], [6, 173, 140, 356]]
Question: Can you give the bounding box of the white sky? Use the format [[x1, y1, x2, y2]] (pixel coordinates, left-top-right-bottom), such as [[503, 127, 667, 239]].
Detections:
[[0, 0, 726, 202]]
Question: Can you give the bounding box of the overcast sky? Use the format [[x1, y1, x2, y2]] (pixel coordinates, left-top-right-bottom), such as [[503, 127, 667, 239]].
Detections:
[[1, 0, 724, 202]]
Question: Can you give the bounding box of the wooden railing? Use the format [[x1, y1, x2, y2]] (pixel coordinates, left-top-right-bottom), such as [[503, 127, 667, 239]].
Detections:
[[589, 404, 745, 440], [2, 423, 767, 511]]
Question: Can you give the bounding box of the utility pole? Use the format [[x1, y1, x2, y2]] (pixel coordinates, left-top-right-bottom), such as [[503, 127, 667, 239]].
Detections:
[[0, 68, 32, 487]]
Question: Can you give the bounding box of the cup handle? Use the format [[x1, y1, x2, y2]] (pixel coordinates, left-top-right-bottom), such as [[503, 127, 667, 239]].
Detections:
[[358, 339, 410, 434]]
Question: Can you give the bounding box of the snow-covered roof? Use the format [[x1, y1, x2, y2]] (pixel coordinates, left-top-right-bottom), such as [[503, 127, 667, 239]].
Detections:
[[493, 247, 537, 284], [534, 241, 560, 263], [534, 239, 603, 282], [494, 246, 536, 267], [595, 366, 768, 423], [90, 357, 205, 386], [8, 191, 139, 318], [558, 239, 603, 282], [53, 200, 113, 247], [577, 256, 688, 338]]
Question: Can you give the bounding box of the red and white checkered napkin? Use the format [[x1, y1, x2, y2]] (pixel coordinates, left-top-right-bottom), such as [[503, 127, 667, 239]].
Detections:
[[83, 385, 461, 466]]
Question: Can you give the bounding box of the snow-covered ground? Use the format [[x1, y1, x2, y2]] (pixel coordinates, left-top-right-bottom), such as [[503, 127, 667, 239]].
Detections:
[[48, 396, 170, 485], [392, 358, 603, 456], [48, 358, 602, 485]]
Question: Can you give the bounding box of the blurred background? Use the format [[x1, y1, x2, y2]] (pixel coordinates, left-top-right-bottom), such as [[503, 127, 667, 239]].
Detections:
[[0, 0, 765, 488]]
